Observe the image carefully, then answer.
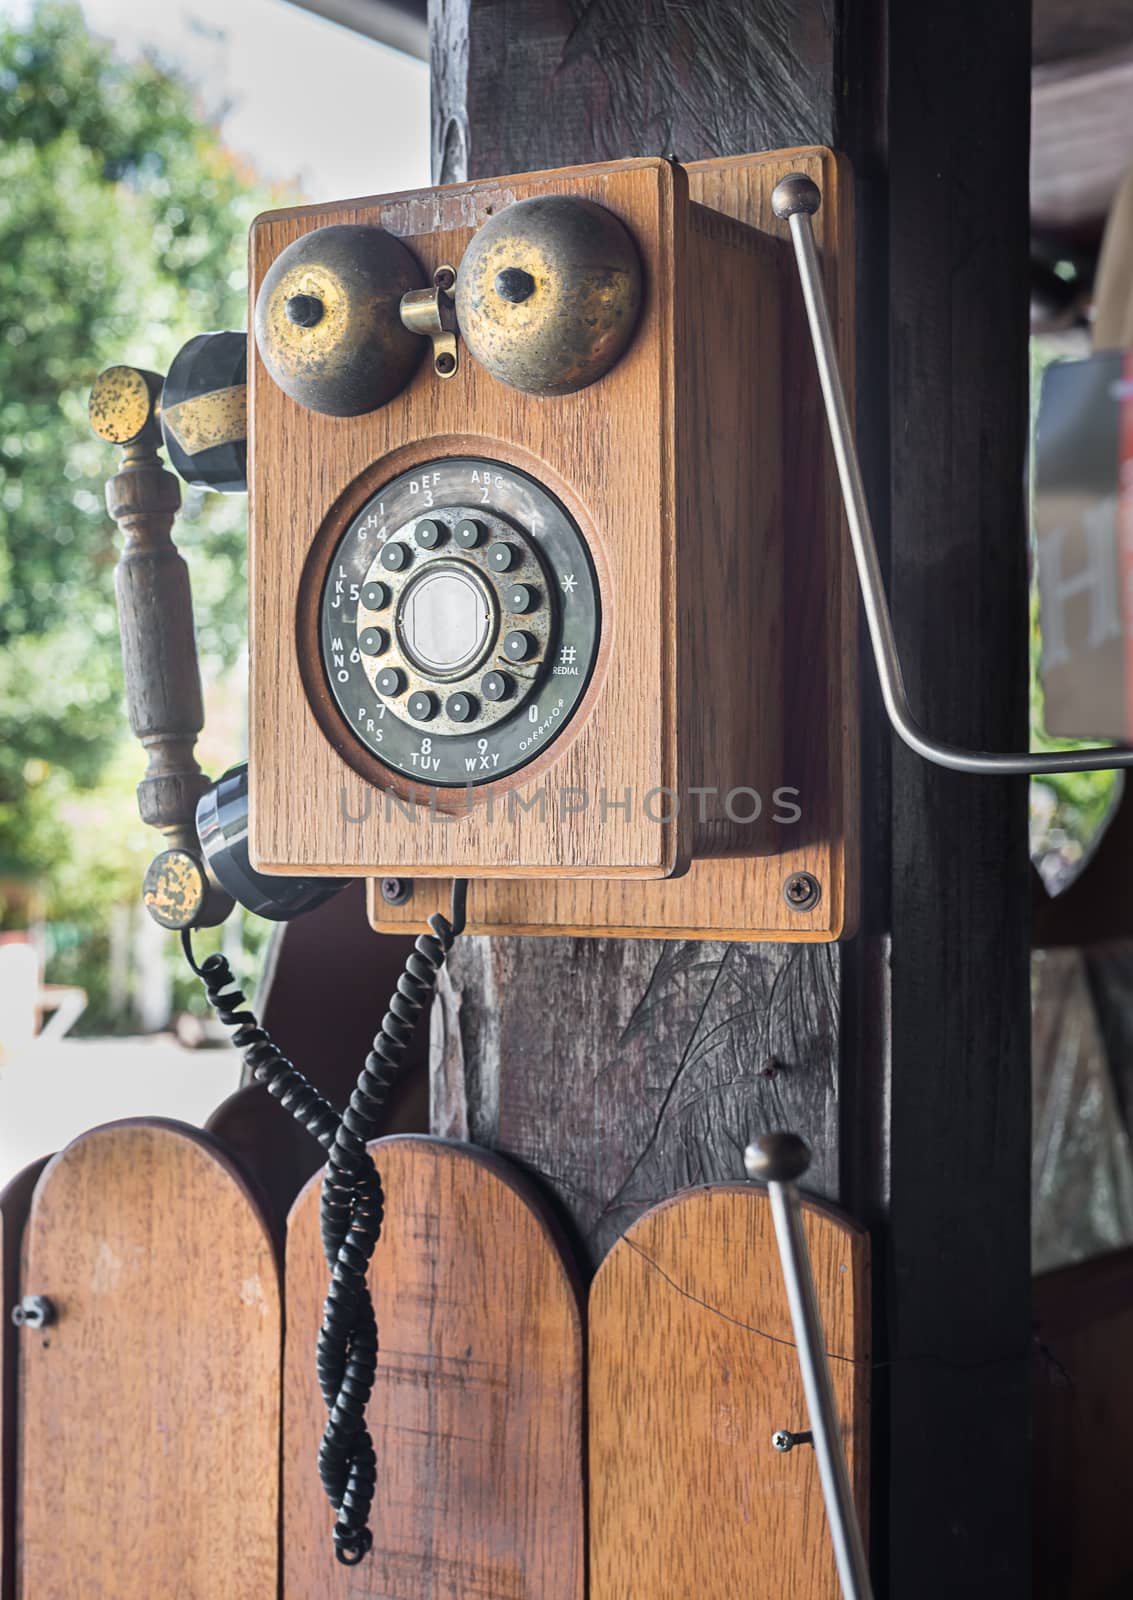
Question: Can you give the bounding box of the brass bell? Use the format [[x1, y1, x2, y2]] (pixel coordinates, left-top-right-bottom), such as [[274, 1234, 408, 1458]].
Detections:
[[455, 195, 642, 396], [254, 224, 424, 416]]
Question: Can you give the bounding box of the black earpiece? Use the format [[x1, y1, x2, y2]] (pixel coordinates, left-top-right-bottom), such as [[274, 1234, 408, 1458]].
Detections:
[[196, 763, 348, 921]]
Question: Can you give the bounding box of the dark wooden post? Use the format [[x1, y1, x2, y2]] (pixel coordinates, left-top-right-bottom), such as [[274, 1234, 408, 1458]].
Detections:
[[429, 3, 1032, 1593]]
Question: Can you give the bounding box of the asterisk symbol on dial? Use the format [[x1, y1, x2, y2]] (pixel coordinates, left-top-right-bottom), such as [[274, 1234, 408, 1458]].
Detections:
[[560, 572, 577, 593]]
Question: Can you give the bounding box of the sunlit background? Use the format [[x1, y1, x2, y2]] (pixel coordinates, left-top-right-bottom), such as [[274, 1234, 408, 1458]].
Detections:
[[2, 0, 428, 198], [0, 0, 428, 1182]]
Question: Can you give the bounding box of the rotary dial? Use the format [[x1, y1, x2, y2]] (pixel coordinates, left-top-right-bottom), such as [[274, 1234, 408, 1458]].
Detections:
[[318, 457, 599, 785]]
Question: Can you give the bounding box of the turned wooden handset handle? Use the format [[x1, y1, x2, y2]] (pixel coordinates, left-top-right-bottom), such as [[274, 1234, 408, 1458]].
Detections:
[[90, 365, 232, 929]]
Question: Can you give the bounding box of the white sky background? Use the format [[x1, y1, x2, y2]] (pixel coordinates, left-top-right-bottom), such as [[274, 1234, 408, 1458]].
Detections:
[[3, 0, 431, 200]]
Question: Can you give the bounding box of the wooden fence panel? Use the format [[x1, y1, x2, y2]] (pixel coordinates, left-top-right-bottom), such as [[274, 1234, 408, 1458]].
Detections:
[[590, 1183, 870, 1600], [283, 1135, 585, 1599], [15, 1119, 280, 1600]]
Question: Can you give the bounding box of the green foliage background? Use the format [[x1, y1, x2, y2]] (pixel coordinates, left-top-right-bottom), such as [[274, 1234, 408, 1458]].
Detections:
[[0, 2, 288, 1028]]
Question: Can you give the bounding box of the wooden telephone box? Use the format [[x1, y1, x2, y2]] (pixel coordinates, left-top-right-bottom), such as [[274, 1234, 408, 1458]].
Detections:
[[247, 147, 855, 941]]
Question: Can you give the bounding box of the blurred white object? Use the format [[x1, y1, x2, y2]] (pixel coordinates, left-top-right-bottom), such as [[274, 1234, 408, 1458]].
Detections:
[[0, 1033, 240, 1189], [0, 935, 86, 1063]]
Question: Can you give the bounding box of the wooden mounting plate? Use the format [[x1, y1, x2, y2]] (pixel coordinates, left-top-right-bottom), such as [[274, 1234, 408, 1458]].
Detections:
[[367, 145, 856, 940]]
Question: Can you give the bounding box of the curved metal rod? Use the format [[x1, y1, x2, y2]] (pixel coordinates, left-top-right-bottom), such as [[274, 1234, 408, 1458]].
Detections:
[[772, 173, 1133, 776]]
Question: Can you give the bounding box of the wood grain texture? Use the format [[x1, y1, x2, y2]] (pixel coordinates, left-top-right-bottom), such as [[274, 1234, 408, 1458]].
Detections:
[[431, 3, 1034, 1596], [366, 144, 856, 940], [252, 160, 679, 879], [875, 4, 1034, 1592], [106, 440, 209, 846], [431, 936, 841, 1269], [0, 1159, 48, 1600], [15, 1120, 280, 1600], [590, 1183, 869, 1600], [429, 0, 470, 187], [451, 0, 837, 180], [249, 149, 856, 926], [283, 1135, 585, 1599], [426, 18, 844, 1341]]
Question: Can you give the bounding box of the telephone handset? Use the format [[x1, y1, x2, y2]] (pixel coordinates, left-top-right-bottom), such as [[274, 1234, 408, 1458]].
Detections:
[[88, 344, 343, 931]]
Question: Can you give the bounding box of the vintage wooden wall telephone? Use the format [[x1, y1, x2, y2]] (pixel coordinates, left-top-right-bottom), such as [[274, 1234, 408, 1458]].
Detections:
[[91, 148, 864, 948], [88, 144, 1131, 1585], [89, 147, 1130, 945]]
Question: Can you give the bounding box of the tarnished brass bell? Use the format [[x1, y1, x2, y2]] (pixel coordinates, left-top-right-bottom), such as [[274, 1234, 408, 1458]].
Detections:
[[455, 196, 642, 396], [254, 224, 424, 416]]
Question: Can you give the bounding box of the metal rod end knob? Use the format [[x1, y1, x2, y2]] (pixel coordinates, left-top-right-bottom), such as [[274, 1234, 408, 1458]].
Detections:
[[744, 1132, 812, 1184], [771, 174, 822, 221], [11, 1295, 56, 1330]]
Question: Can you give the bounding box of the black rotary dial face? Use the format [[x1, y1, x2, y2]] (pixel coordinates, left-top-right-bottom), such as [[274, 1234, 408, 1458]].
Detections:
[[318, 457, 600, 786]]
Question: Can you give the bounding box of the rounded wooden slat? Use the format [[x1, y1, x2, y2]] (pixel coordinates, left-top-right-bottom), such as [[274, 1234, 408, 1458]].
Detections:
[[283, 1134, 584, 1599], [589, 1183, 870, 1600], [1, 1157, 50, 1600], [15, 1119, 280, 1599]]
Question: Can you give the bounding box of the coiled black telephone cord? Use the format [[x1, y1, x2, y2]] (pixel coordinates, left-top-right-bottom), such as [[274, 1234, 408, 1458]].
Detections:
[[182, 879, 467, 1566]]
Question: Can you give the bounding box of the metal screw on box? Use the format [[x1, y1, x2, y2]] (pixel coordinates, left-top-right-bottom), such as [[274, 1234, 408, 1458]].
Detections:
[[783, 871, 822, 912], [380, 877, 414, 907], [11, 1295, 56, 1331], [772, 171, 1133, 777], [771, 1428, 813, 1453], [745, 1133, 874, 1600]]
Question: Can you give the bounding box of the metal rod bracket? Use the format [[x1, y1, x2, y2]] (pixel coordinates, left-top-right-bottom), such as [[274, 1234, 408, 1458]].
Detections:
[[773, 173, 1133, 777]]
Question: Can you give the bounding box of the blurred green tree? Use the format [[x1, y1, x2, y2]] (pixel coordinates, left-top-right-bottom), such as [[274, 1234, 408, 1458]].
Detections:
[[0, 2, 282, 1021]]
